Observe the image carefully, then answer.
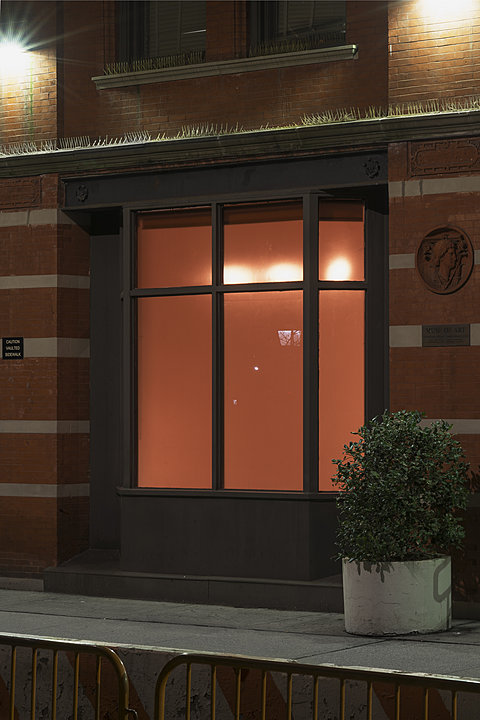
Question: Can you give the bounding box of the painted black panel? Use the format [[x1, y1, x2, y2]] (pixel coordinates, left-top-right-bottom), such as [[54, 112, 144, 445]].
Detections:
[[90, 234, 123, 547], [64, 152, 387, 209], [119, 494, 339, 581]]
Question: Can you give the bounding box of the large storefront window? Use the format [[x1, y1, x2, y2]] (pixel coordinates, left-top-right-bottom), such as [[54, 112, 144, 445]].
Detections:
[[135, 198, 365, 491]]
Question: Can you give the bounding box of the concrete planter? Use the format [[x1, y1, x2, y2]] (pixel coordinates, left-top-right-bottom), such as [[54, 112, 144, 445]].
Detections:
[[342, 555, 451, 635]]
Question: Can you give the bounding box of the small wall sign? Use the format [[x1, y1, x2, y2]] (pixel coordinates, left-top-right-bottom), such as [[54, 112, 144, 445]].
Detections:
[[2, 337, 24, 359], [422, 324, 470, 347]]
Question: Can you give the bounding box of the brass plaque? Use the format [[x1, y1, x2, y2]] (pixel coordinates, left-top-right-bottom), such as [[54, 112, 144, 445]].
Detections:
[[422, 324, 470, 347]]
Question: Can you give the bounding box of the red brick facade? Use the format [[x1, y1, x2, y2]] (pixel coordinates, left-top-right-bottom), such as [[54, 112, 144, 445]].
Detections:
[[58, 0, 387, 138], [1, 0, 480, 604], [0, 170, 89, 577], [388, 134, 480, 601], [388, 0, 480, 103]]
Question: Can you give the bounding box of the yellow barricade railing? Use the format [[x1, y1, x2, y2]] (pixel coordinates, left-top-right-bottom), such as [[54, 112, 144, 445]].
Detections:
[[0, 633, 137, 719], [155, 652, 480, 720]]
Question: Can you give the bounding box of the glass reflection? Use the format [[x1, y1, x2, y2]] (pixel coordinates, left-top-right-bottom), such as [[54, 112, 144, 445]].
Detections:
[[267, 262, 302, 282], [223, 265, 254, 284], [224, 202, 303, 284], [318, 202, 364, 281], [223, 262, 303, 284], [325, 257, 352, 281], [277, 329, 302, 347]]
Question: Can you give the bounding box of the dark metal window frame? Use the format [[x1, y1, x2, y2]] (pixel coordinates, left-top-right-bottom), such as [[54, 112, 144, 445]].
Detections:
[[248, 0, 347, 55], [115, 0, 206, 64], [116, 0, 148, 63], [121, 187, 385, 496]]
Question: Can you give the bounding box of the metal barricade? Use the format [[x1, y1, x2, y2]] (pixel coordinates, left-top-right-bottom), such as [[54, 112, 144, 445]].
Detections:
[[155, 652, 480, 720], [0, 633, 137, 719]]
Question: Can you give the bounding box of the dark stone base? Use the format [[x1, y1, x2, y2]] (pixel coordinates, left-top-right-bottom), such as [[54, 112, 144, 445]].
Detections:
[[44, 550, 344, 612]]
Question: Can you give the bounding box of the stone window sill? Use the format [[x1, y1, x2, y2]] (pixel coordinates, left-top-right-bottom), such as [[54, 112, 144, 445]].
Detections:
[[92, 44, 358, 90]]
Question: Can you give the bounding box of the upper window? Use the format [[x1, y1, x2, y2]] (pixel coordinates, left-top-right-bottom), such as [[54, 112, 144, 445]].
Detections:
[[134, 198, 365, 493], [249, 0, 346, 56], [116, 0, 206, 66]]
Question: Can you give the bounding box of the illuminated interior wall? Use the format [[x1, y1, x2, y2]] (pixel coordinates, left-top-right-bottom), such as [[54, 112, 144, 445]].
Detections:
[[318, 205, 365, 490], [223, 204, 303, 491], [137, 210, 211, 287], [137, 210, 212, 488], [136, 201, 365, 492], [319, 290, 364, 490], [137, 294, 212, 488], [223, 204, 303, 284], [224, 291, 303, 491]]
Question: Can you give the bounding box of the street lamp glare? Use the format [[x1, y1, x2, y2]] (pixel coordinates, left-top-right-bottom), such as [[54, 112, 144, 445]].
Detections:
[[420, 0, 475, 19], [0, 39, 28, 75]]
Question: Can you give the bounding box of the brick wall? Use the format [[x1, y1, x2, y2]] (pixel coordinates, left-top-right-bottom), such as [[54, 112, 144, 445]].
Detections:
[[0, 174, 90, 577], [0, 2, 58, 145], [389, 0, 480, 103], [61, 0, 387, 139], [388, 139, 480, 602], [1, 0, 480, 589], [6, 1, 480, 145], [0, 1, 388, 145], [61, 1, 105, 144], [206, 1, 248, 61]]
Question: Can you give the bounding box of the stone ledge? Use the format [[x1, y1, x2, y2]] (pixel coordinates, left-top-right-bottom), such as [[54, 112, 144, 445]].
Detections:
[[92, 45, 358, 89], [1, 111, 480, 179], [45, 557, 344, 611]]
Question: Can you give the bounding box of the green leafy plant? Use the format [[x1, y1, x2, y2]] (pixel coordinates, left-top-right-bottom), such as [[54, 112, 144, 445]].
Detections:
[[333, 410, 470, 562]]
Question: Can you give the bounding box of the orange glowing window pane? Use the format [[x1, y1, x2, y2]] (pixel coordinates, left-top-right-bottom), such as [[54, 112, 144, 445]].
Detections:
[[319, 290, 364, 491], [224, 291, 303, 490], [319, 202, 364, 281], [137, 208, 211, 288], [224, 203, 303, 284], [137, 295, 212, 488]]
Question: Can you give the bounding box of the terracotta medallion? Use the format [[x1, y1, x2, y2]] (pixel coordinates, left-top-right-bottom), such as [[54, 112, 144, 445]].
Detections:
[[416, 226, 474, 294]]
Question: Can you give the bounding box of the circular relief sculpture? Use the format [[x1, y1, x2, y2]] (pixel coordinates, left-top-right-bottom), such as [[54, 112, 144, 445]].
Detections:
[[416, 226, 474, 294]]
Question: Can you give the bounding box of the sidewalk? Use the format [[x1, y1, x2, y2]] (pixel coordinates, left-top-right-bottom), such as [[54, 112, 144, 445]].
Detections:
[[0, 587, 479, 679]]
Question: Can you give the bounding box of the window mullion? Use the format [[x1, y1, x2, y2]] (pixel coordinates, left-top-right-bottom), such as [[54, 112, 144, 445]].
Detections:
[[212, 203, 224, 490], [123, 208, 134, 487], [365, 204, 389, 420], [303, 194, 319, 493]]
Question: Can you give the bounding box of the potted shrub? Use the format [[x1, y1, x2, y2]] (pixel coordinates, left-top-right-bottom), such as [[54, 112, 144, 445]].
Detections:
[[333, 410, 470, 635]]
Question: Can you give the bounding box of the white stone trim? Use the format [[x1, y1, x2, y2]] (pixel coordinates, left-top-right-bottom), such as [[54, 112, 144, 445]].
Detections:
[[93, 44, 358, 89], [390, 251, 480, 269], [421, 419, 480, 434], [0, 483, 90, 498], [0, 421, 89, 434], [0, 275, 89, 289], [471, 323, 480, 345], [389, 325, 422, 347], [389, 254, 416, 270], [24, 338, 90, 358], [0, 209, 75, 227], [390, 177, 480, 199]]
